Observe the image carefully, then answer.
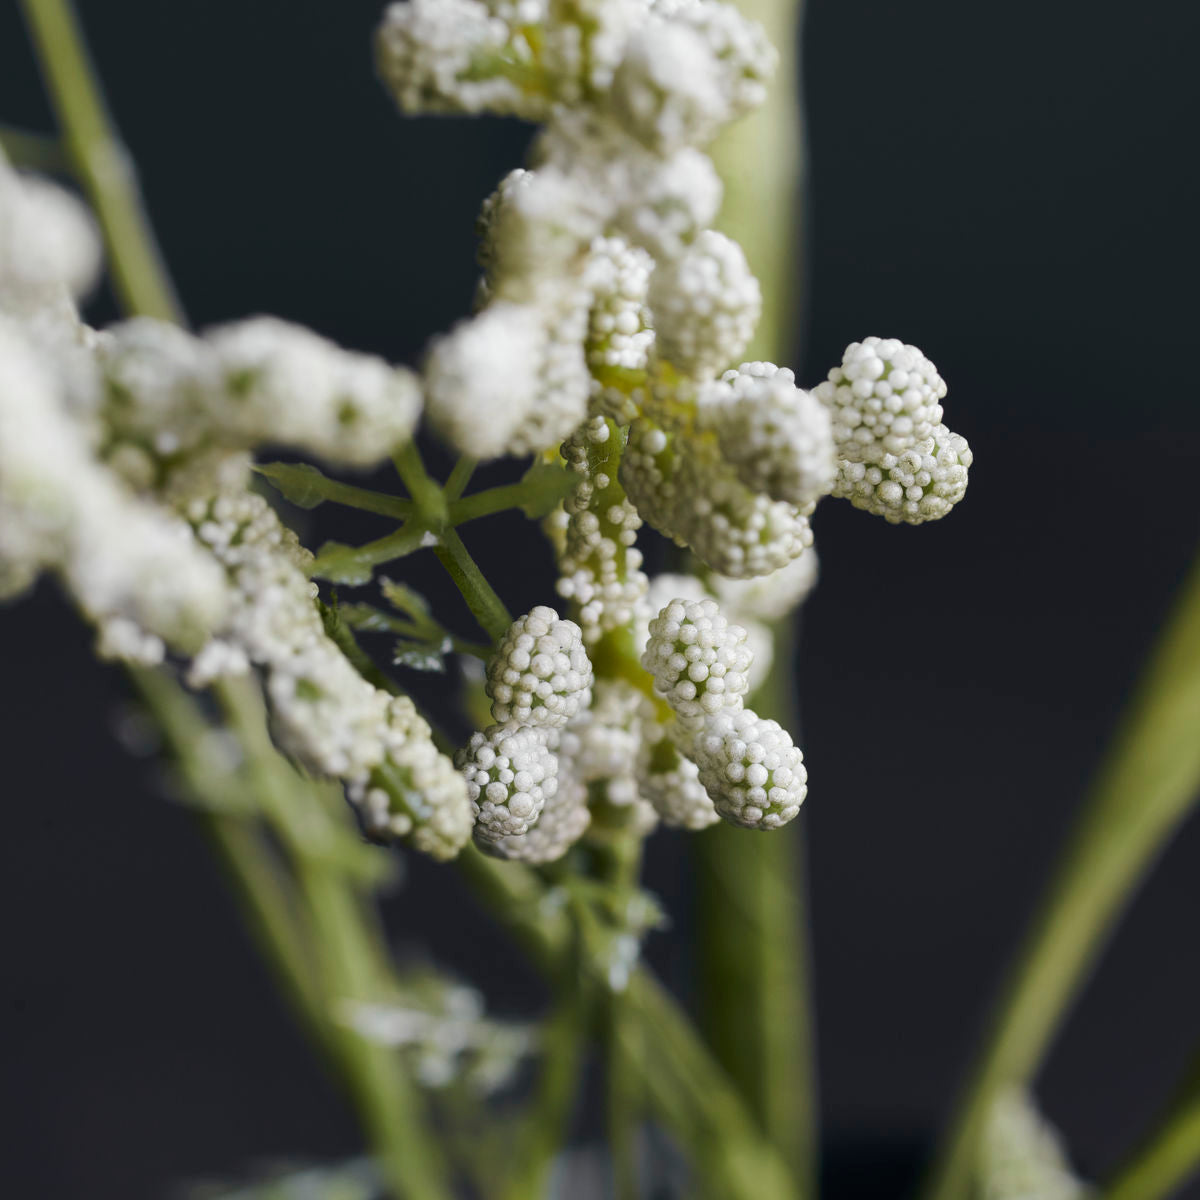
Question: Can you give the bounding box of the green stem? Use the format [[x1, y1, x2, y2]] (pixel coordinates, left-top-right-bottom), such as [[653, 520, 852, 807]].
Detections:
[[393, 441, 448, 526], [254, 462, 412, 520], [448, 481, 532, 525], [1102, 1061, 1200, 1200], [0, 123, 68, 171], [19, 0, 183, 323], [308, 521, 432, 585], [456, 847, 798, 1198], [924, 557, 1200, 1200], [443, 456, 477, 502], [433, 526, 513, 644], [706, 0, 816, 1187], [217, 677, 454, 1200]]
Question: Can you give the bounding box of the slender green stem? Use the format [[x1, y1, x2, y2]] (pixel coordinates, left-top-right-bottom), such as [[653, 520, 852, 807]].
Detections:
[[393, 441, 448, 526], [443, 456, 477, 502], [705, 0, 816, 1187], [448, 481, 532, 525], [1102, 1060, 1200, 1200], [19, 0, 183, 323], [433, 526, 513, 644], [456, 847, 798, 1198], [254, 462, 412, 520], [924, 557, 1200, 1200], [0, 123, 68, 170]]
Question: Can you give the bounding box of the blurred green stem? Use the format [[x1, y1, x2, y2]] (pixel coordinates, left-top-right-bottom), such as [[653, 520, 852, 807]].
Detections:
[[20, 0, 183, 323], [706, 0, 816, 1190], [0, 123, 68, 170], [924, 557, 1200, 1200]]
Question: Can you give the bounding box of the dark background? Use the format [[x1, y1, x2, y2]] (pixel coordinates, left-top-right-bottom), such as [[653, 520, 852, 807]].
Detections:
[[3, 0, 1199, 1195]]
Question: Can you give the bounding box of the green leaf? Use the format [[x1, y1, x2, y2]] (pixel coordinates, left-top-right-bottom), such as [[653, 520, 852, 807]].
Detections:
[[393, 640, 449, 674], [254, 461, 333, 509], [309, 541, 376, 586], [379, 577, 434, 625], [516, 460, 579, 519]]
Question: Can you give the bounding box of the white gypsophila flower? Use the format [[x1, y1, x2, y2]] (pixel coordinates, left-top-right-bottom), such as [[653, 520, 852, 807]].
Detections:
[[833, 424, 972, 525], [541, 0, 646, 98], [649, 0, 777, 121], [186, 637, 251, 687], [485, 767, 592, 863], [556, 416, 648, 643], [186, 489, 471, 858], [814, 336, 947, 463], [979, 1089, 1090, 1200], [583, 236, 654, 422], [638, 733, 719, 828], [478, 167, 607, 306], [486, 605, 594, 726], [505, 288, 592, 454], [633, 569, 709, 656], [0, 152, 102, 313], [204, 317, 421, 467], [423, 302, 544, 458], [457, 722, 558, 841], [567, 679, 650, 782], [621, 418, 814, 578], [0, 318, 228, 650], [691, 706, 806, 829], [376, 0, 548, 119], [649, 230, 760, 377], [702, 361, 836, 506], [641, 595, 752, 723], [95, 617, 166, 667], [616, 145, 723, 262], [610, 19, 729, 153], [709, 547, 819, 621]]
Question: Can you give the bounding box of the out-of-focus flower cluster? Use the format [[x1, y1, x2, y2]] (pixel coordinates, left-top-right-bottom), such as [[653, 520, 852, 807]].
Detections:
[[2, 0, 975, 875]]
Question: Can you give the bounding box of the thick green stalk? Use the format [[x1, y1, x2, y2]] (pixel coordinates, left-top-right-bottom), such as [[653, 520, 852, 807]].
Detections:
[[704, 0, 816, 1187], [19, 0, 182, 322], [924, 558, 1200, 1200]]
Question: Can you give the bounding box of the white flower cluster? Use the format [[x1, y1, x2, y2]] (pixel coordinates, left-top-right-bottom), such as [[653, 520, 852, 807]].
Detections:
[[641, 596, 752, 724], [978, 1089, 1089, 1200], [485, 605, 594, 726], [816, 337, 973, 525], [555, 417, 648, 643], [457, 723, 559, 840], [187, 490, 472, 859], [1, 146, 473, 860], [639, 595, 806, 829], [98, 315, 421, 471]]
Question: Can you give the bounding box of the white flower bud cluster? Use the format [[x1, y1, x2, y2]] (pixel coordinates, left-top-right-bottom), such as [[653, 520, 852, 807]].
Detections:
[[709, 548, 819, 622], [583, 237, 654, 423], [833, 424, 973, 525], [691, 707, 806, 828], [456, 723, 559, 840], [187, 490, 472, 859], [638, 734, 718, 828], [815, 337, 973, 526], [486, 766, 592, 863], [702, 362, 836, 507], [97, 316, 421, 470], [486, 605, 594, 726], [555, 417, 648, 643], [0, 318, 227, 657], [621, 418, 815, 578], [648, 231, 760, 378], [814, 337, 946, 462], [640, 596, 751, 724], [638, 595, 805, 829], [0, 151, 102, 316]]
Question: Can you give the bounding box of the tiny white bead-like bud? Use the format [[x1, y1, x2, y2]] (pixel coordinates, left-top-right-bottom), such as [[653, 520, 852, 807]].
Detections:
[[703, 361, 836, 507], [641, 596, 752, 723], [649, 231, 760, 378], [457, 723, 558, 841], [832, 424, 972, 525], [691, 706, 806, 829], [814, 336, 947, 463], [638, 734, 719, 829], [487, 606, 594, 727]]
